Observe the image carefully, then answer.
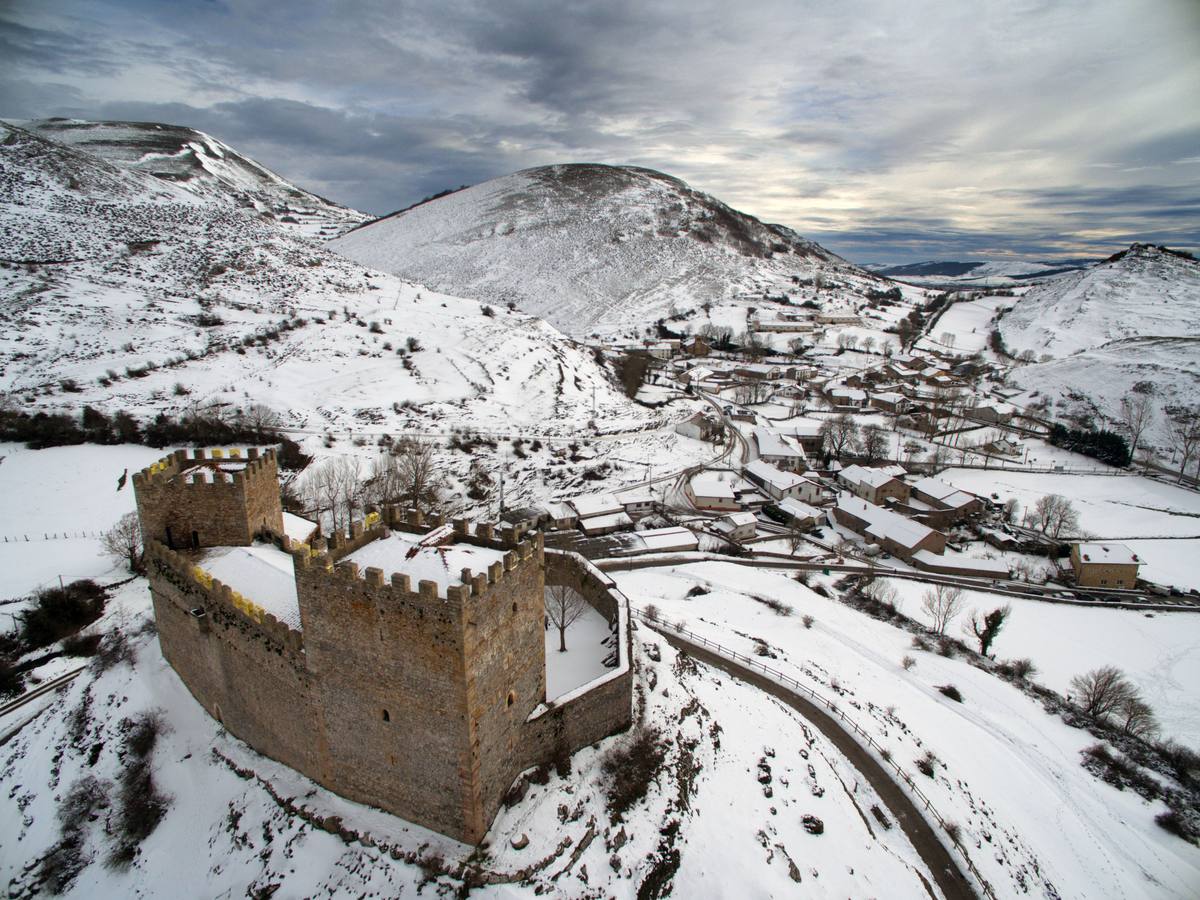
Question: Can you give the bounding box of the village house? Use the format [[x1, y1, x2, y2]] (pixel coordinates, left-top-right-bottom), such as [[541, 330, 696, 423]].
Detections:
[[674, 410, 722, 441], [834, 494, 946, 561], [779, 419, 825, 455], [775, 497, 823, 530], [828, 386, 868, 409], [686, 471, 741, 511], [743, 459, 821, 502], [906, 476, 984, 526], [869, 391, 909, 414], [567, 493, 632, 535], [838, 464, 911, 505], [1070, 542, 1142, 589], [683, 335, 711, 357], [631, 526, 699, 554], [753, 428, 808, 470], [541, 500, 578, 531], [713, 511, 759, 543], [614, 486, 657, 518]]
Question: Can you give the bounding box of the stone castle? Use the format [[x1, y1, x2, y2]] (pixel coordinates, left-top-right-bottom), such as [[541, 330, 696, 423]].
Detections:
[[133, 447, 632, 843]]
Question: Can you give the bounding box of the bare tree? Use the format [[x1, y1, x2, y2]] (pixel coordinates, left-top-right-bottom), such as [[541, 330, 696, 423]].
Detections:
[[394, 438, 441, 511], [237, 403, 282, 438], [1003, 498, 1020, 524], [1118, 394, 1155, 464], [820, 413, 859, 459], [787, 528, 806, 556], [921, 585, 964, 635], [545, 583, 589, 652], [1069, 665, 1138, 719], [1169, 407, 1200, 483], [965, 604, 1011, 656], [101, 512, 145, 575], [1116, 694, 1159, 738], [860, 423, 887, 462], [902, 439, 922, 463], [1030, 494, 1079, 540], [861, 336, 876, 354], [861, 578, 900, 610]]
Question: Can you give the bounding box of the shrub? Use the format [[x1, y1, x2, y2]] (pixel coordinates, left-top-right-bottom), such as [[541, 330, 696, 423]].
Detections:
[[997, 657, 1038, 681], [802, 615, 814, 629], [601, 726, 666, 820], [944, 821, 962, 843], [937, 684, 963, 702], [18, 580, 106, 651], [686, 584, 709, 598], [752, 595, 793, 616], [901, 655, 916, 671], [406, 336, 422, 352], [643, 604, 660, 623], [915, 750, 938, 778], [38, 775, 111, 894], [62, 633, 103, 657], [91, 630, 134, 675], [911, 635, 932, 652], [108, 711, 170, 869]]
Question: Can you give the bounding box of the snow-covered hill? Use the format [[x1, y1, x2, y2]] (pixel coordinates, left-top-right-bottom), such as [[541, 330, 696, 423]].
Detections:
[[997, 245, 1200, 449], [330, 163, 884, 336], [871, 257, 1095, 288], [0, 122, 699, 513], [22, 118, 369, 238]]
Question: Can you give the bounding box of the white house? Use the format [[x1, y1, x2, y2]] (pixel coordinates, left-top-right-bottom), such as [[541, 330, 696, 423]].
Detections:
[[685, 472, 740, 511], [776, 497, 822, 530], [743, 459, 812, 501], [752, 428, 808, 470], [614, 486, 657, 518], [713, 511, 759, 543]]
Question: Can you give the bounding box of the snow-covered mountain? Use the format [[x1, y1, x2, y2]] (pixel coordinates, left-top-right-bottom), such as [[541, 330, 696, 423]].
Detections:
[[331, 163, 882, 336], [998, 244, 1200, 444], [871, 257, 1094, 288], [0, 122, 694, 512], [21, 118, 369, 238]]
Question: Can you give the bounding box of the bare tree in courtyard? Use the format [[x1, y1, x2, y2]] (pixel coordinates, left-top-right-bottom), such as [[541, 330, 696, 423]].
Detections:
[[860, 423, 887, 462], [820, 413, 859, 459], [921, 584, 964, 634], [1030, 494, 1080, 540], [545, 583, 589, 652], [101, 512, 145, 575]]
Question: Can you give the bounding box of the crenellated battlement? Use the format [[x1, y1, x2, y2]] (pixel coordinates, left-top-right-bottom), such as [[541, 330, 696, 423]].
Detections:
[[132, 446, 276, 488], [146, 540, 303, 655]]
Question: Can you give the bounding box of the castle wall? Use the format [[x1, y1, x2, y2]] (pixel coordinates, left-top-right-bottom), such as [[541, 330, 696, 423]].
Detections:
[[145, 543, 324, 779], [519, 550, 633, 774], [462, 541, 547, 839], [295, 553, 478, 841], [134, 448, 284, 549]]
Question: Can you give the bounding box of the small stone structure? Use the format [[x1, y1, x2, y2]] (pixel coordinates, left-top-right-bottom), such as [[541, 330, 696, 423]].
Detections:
[[134, 448, 632, 843]]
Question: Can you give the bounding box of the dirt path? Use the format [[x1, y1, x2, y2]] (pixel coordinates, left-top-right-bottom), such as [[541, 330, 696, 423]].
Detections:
[[654, 627, 978, 900]]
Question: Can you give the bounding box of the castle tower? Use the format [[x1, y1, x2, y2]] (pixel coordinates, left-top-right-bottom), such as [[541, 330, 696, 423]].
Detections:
[[132, 447, 284, 550]]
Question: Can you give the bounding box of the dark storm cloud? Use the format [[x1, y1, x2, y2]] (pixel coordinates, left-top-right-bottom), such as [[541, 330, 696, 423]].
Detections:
[[2, 0, 1198, 262]]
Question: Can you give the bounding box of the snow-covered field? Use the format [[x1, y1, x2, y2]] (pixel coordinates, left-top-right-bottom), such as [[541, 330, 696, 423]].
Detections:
[[940, 468, 1200, 538], [614, 561, 1200, 898], [876, 578, 1200, 744], [916, 295, 1011, 355]]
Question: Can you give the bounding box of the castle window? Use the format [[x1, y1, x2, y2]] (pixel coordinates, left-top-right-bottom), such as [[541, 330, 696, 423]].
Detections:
[[382, 709, 390, 722], [512, 602, 518, 613], [506, 691, 515, 708]]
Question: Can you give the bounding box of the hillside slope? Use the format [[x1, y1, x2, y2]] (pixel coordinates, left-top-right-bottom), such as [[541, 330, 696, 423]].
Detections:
[[330, 163, 880, 336], [997, 245, 1200, 450], [23, 118, 369, 238], [0, 122, 693, 512]]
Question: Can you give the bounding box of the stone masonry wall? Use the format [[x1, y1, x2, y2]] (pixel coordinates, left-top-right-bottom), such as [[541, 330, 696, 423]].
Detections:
[[134, 448, 284, 549], [145, 542, 324, 779], [295, 550, 478, 841], [519, 550, 633, 774]]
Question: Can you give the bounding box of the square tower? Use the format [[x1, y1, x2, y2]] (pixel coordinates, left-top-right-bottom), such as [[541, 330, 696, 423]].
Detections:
[[133, 447, 284, 550]]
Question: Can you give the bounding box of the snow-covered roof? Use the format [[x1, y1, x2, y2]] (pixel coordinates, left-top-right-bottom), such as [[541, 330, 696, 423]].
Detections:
[[839, 464, 903, 490], [567, 492, 624, 518], [282, 511, 318, 543], [690, 472, 737, 499], [579, 511, 634, 534], [778, 498, 821, 520], [744, 459, 807, 491], [836, 494, 937, 550], [910, 477, 978, 510], [614, 486, 655, 506], [201, 543, 301, 630], [1076, 543, 1140, 566], [543, 500, 577, 521], [344, 533, 507, 590], [830, 386, 867, 400], [721, 511, 759, 527], [753, 428, 806, 458], [781, 418, 823, 439], [637, 526, 698, 551], [912, 550, 1009, 576]]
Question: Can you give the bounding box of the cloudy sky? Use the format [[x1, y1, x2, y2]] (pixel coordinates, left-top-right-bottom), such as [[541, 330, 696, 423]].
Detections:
[[2, 0, 1197, 263]]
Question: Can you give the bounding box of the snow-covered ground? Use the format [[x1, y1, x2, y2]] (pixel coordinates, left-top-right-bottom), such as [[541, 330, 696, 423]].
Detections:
[[939, 468, 1200, 538], [875, 577, 1200, 744], [544, 597, 614, 700], [614, 561, 1200, 898]]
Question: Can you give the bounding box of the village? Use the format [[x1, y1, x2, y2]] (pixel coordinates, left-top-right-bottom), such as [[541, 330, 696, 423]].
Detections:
[[507, 286, 1197, 610]]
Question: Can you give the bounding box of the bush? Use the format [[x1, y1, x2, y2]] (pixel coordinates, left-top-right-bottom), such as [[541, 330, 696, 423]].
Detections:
[[937, 684, 963, 702], [38, 775, 111, 894], [601, 726, 666, 820], [108, 712, 170, 869], [91, 630, 134, 675], [802, 615, 814, 629], [901, 655, 916, 671], [18, 580, 106, 651], [752, 595, 793, 616], [62, 633, 103, 657], [997, 657, 1038, 681], [915, 750, 938, 778], [686, 584, 709, 598], [944, 821, 962, 843]]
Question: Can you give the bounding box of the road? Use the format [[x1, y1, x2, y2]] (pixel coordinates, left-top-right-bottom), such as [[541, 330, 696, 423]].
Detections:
[[649, 622, 979, 900]]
